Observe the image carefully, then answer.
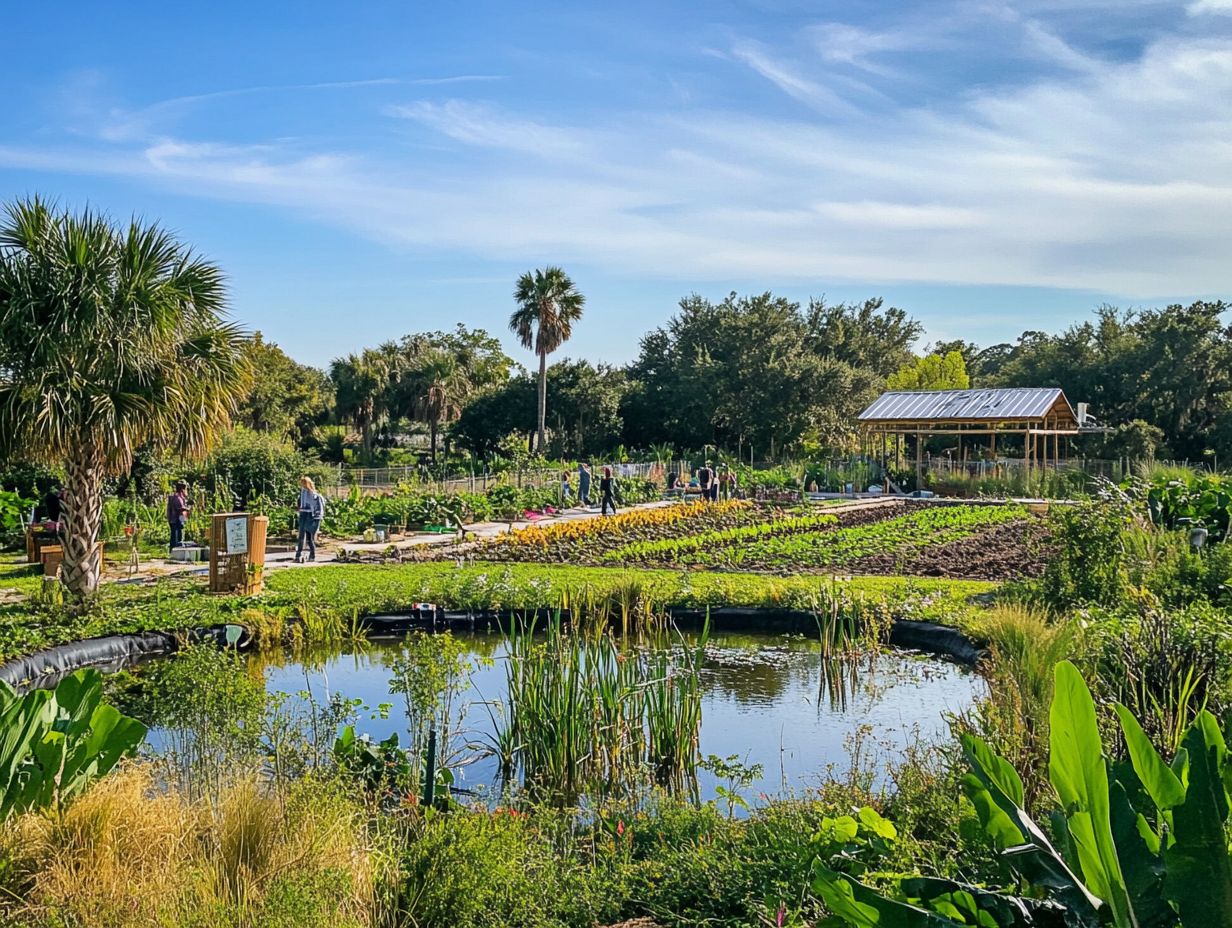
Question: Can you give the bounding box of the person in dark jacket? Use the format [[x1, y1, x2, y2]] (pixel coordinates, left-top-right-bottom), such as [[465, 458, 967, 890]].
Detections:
[[295, 476, 327, 562], [697, 462, 714, 502], [166, 481, 191, 553], [41, 486, 64, 523], [599, 466, 617, 516]]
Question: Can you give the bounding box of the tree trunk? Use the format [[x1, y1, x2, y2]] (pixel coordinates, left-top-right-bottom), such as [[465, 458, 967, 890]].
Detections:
[[430, 419, 438, 463], [60, 445, 105, 598], [536, 350, 548, 454]]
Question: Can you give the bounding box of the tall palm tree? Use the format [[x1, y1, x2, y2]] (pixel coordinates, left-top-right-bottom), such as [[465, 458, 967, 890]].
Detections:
[[0, 197, 249, 597], [412, 350, 468, 462], [509, 267, 585, 453]]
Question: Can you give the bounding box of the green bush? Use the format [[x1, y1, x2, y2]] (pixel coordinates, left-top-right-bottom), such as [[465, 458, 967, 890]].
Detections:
[[1038, 499, 1132, 609], [189, 427, 333, 509], [399, 808, 616, 928]]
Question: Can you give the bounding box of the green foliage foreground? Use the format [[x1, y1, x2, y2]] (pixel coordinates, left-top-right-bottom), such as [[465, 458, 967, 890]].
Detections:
[[0, 669, 145, 821], [815, 660, 1232, 927]]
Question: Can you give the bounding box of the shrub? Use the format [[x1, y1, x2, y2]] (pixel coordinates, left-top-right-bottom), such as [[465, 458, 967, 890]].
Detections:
[[1038, 499, 1132, 609], [816, 661, 1232, 928], [0, 768, 384, 928], [189, 427, 333, 509]]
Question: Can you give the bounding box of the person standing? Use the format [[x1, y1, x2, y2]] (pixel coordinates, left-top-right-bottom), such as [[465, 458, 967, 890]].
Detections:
[[41, 485, 64, 524], [578, 462, 592, 507], [166, 481, 191, 553], [560, 471, 574, 505], [599, 466, 617, 516], [697, 461, 714, 502], [295, 476, 326, 563]]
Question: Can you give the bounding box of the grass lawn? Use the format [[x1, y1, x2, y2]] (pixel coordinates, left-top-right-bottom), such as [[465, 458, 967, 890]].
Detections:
[[0, 559, 996, 662]]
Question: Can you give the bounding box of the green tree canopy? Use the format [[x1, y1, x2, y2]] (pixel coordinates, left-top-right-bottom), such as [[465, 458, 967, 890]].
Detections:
[[0, 197, 248, 596], [886, 350, 971, 391], [622, 292, 914, 456], [236, 332, 332, 449]]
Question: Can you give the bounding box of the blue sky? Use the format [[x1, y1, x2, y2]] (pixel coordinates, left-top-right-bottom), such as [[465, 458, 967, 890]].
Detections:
[[2, 0, 1230, 368]]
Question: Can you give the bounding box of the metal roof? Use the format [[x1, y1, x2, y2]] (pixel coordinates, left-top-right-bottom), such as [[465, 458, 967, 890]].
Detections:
[[858, 387, 1075, 423]]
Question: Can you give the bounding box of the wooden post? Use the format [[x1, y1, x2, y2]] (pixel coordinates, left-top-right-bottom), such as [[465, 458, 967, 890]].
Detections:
[[915, 430, 923, 495]]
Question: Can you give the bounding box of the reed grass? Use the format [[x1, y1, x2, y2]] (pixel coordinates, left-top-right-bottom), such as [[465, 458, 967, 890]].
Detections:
[[498, 610, 705, 802]]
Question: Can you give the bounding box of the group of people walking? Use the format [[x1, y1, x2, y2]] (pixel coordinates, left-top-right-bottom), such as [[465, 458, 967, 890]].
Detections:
[[164, 476, 326, 563], [562, 462, 618, 515]]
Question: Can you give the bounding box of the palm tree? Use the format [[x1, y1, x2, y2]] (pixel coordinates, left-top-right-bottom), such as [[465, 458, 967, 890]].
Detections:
[[509, 267, 585, 453], [329, 349, 389, 462], [0, 197, 249, 597], [412, 350, 468, 462]]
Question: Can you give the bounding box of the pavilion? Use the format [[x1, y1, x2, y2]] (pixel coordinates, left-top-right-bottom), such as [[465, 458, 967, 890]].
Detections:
[[857, 387, 1088, 489]]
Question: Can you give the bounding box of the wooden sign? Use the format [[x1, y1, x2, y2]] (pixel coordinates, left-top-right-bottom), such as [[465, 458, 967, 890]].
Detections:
[[208, 513, 267, 595], [224, 515, 248, 555]]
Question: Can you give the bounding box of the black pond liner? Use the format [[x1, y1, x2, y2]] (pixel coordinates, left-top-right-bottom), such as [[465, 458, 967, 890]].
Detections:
[[0, 607, 983, 692]]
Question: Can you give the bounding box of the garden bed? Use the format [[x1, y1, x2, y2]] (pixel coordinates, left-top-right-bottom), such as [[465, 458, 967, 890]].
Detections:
[[432, 499, 1039, 580]]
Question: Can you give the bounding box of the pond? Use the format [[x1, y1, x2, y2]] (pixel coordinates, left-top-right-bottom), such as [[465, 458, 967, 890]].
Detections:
[[143, 628, 984, 803]]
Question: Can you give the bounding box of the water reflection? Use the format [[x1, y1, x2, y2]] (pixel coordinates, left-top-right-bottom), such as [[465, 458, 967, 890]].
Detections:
[[140, 629, 984, 803]]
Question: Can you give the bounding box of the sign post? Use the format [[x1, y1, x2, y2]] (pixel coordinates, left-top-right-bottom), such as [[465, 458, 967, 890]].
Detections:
[[208, 512, 268, 594]]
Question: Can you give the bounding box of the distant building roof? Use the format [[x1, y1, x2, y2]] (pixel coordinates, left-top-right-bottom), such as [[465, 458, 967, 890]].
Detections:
[[858, 387, 1078, 425]]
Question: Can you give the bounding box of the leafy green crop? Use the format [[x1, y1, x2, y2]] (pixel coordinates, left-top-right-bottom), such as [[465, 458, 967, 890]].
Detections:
[[668, 504, 1028, 570]]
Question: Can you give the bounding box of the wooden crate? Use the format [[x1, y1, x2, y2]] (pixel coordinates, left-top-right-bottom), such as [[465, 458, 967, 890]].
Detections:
[[26, 529, 60, 565], [40, 542, 105, 577]]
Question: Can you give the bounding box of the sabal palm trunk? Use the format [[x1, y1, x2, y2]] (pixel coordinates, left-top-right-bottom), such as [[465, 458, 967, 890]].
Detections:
[[536, 350, 548, 453], [430, 418, 438, 462], [60, 445, 105, 597]]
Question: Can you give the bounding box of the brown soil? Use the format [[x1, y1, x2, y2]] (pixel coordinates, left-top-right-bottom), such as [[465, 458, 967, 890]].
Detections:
[[852, 519, 1048, 582]]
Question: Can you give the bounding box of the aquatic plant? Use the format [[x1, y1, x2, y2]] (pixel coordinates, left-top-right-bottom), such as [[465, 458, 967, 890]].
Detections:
[[0, 668, 146, 821], [497, 611, 706, 801]]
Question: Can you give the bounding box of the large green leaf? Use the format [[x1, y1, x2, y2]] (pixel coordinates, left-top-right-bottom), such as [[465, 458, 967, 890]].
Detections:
[[961, 732, 1101, 916], [1049, 661, 1133, 928], [1107, 780, 1172, 928], [902, 878, 1077, 928], [812, 868, 965, 926], [1114, 704, 1184, 813], [0, 670, 146, 820], [1163, 710, 1232, 927]]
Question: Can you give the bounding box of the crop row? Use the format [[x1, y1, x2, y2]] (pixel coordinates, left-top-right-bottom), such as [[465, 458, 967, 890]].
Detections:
[[599, 511, 841, 564], [476, 500, 763, 560], [668, 504, 1030, 570]]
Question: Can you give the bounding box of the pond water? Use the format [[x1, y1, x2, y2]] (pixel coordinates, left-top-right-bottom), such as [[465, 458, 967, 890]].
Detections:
[[189, 629, 985, 802]]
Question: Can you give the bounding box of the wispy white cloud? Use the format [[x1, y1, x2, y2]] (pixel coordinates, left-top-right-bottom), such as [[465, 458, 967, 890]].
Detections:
[[98, 76, 501, 142], [388, 100, 594, 159], [4, 14, 1232, 299], [1189, 0, 1232, 13], [729, 41, 860, 115]]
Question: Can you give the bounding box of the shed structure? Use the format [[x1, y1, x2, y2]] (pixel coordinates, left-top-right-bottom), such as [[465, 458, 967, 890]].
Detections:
[[857, 387, 1082, 488]]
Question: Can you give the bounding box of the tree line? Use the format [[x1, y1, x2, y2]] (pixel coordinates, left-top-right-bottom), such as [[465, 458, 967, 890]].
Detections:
[[2, 196, 1228, 595], [265, 295, 1231, 466]]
